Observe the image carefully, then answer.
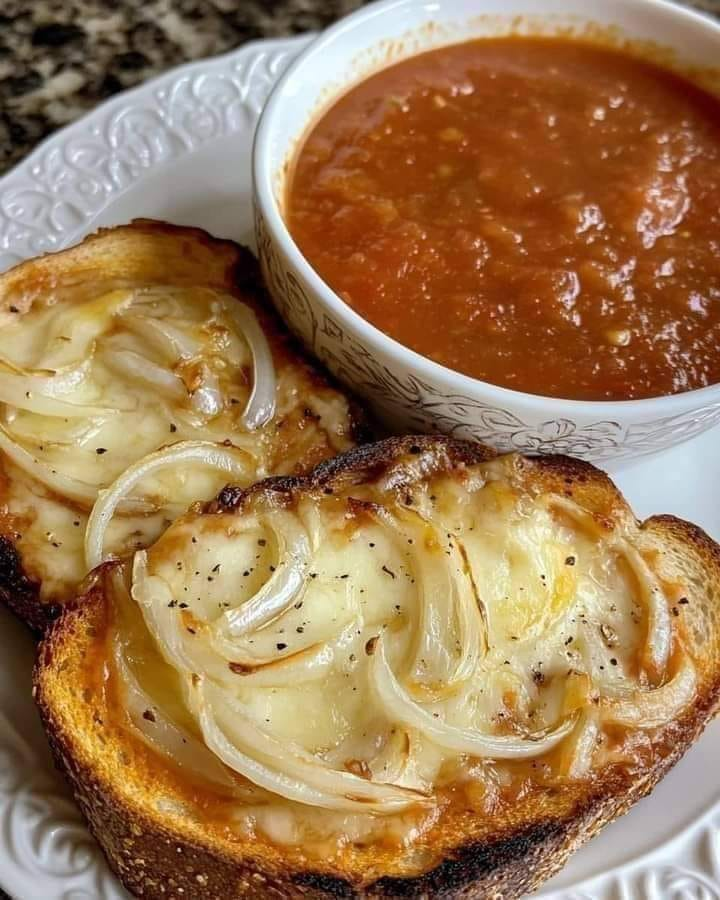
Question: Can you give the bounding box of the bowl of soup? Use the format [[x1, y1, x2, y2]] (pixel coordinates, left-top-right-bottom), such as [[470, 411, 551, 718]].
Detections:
[[253, 0, 720, 461]]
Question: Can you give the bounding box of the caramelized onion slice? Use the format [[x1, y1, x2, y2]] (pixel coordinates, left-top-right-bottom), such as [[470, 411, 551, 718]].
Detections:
[[2, 407, 106, 446], [103, 349, 187, 402], [132, 553, 268, 688], [132, 552, 205, 673], [617, 540, 672, 683], [548, 495, 672, 682], [602, 655, 696, 728], [0, 355, 114, 417], [42, 288, 136, 367], [558, 709, 600, 779], [217, 515, 311, 639], [197, 681, 426, 813], [121, 314, 201, 362], [375, 507, 485, 693], [189, 364, 224, 420], [0, 422, 147, 512], [218, 300, 276, 430], [86, 441, 254, 569], [0, 388, 112, 419], [113, 636, 241, 792], [371, 634, 575, 760], [0, 354, 92, 396]]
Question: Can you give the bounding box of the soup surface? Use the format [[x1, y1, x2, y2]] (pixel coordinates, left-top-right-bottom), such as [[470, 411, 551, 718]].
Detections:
[[288, 38, 720, 401]]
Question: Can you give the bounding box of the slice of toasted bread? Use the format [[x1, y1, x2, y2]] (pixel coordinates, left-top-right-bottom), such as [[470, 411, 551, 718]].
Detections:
[[0, 220, 364, 633], [35, 436, 720, 899]]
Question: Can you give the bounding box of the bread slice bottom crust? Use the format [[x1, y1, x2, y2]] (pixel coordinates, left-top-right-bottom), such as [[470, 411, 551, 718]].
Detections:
[[34, 436, 720, 899]]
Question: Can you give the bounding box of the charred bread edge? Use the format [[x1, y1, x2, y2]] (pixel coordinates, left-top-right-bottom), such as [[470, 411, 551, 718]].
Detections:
[[34, 436, 720, 898], [0, 219, 371, 635]]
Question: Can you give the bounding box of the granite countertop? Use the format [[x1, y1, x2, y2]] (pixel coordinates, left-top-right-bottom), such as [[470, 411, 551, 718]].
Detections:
[[2, 0, 719, 178], [0, 0, 368, 176]]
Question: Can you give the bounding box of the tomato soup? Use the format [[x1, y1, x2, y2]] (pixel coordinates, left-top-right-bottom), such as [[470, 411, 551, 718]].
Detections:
[[288, 38, 720, 401]]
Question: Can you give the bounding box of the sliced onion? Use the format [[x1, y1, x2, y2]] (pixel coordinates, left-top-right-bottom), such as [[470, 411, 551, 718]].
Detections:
[[133, 555, 256, 688], [132, 552, 204, 673], [103, 349, 187, 402], [226, 641, 336, 687], [371, 634, 575, 760], [189, 364, 223, 419], [376, 508, 484, 694], [452, 535, 488, 679], [42, 289, 136, 368], [113, 636, 244, 792], [121, 314, 201, 362], [0, 354, 92, 396], [0, 366, 114, 417], [217, 299, 276, 430], [297, 498, 326, 552], [219, 518, 310, 639], [2, 406, 107, 446], [368, 729, 430, 794], [617, 540, 672, 683], [197, 681, 426, 813], [558, 709, 600, 779], [0, 421, 139, 511], [547, 495, 672, 683], [602, 655, 696, 728], [86, 441, 253, 569]]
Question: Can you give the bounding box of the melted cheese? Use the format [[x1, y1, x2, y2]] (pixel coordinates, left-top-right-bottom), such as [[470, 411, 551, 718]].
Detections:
[[113, 456, 692, 849], [0, 284, 353, 604]]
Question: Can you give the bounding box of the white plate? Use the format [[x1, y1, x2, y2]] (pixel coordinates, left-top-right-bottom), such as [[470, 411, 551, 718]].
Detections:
[[0, 33, 718, 900]]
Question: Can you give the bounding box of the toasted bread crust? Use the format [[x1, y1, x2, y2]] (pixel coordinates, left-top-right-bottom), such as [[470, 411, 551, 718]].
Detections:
[[34, 437, 720, 899], [0, 220, 369, 635]]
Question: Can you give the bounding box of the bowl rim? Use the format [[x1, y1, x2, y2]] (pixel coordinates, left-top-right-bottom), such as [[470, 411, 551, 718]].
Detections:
[[253, 0, 720, 417]]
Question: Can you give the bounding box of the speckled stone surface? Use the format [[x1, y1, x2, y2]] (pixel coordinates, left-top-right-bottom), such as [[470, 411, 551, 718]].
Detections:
[[0, 0, 369, 175], [1, 0, 719, 177]]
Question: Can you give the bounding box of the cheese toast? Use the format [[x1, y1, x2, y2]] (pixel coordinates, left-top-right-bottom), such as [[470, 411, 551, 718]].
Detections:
[[0, 220, 363, 632], [34, 436, 720, 899]]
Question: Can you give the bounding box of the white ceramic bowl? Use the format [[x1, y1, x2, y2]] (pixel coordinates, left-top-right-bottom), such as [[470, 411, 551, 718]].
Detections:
[[253, 0, 720, 462]]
